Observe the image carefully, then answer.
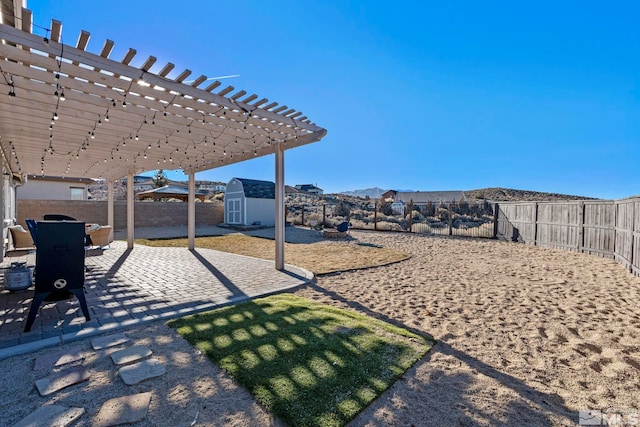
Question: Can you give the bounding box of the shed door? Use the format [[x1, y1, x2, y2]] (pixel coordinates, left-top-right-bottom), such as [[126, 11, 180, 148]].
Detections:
[[227, 198, 241, 224]]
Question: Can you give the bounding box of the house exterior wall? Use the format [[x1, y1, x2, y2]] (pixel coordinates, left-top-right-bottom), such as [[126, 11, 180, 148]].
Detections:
[[17, 179, 88, 200], [246, 198, 275, 226]]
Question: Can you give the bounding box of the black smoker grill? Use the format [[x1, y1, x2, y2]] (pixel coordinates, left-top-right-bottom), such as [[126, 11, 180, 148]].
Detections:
[[24, 221, 91, 332]]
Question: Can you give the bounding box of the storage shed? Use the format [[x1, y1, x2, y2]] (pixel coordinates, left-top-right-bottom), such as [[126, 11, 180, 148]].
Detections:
[[224, 178, 275, 226]]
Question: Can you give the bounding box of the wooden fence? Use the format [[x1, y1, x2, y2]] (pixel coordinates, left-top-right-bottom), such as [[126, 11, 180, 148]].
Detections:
[[495, 198, 640, 276]]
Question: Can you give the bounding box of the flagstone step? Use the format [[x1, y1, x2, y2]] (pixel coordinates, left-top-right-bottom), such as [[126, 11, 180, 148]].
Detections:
[[33, 345, 85, 375], [93, 392, 152, 427], [91, 333, 130, 350], [110, 345, 152, 365], [118, 358, 165, 385], [13, 405, 84, 427], [35, 366, 91, 396]]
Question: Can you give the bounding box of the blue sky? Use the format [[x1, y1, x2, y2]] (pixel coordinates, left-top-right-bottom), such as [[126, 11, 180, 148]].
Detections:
[[29, 1, 639, 199]]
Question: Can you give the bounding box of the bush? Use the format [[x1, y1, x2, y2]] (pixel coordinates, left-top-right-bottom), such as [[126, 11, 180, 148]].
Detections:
[[334, 200, 351, 218], [378, 200, 393, 216]]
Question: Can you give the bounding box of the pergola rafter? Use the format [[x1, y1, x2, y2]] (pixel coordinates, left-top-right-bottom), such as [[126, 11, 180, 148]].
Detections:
[[0, 8, 326, 181]]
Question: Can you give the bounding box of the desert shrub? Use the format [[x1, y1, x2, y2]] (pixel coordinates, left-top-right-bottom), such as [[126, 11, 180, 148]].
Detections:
[[407, 210, 424, 222], [436, 207, 449, 221], [350, 219, 375, 230], [421, 201, 436, 217], [350, 208, 369, 221], [306, 212, 323, 226], [378, 200, 393, 216], [334, 200, 351, 218], [288, 213, 302, 225], [376, 221, 403, 231]]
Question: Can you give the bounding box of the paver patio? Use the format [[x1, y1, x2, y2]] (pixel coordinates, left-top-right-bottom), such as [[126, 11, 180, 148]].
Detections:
[[0, 240, 313, 358]]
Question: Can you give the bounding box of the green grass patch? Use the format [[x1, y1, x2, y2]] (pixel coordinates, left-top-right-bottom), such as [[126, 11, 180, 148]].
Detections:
[[168, 294, 433, 427]]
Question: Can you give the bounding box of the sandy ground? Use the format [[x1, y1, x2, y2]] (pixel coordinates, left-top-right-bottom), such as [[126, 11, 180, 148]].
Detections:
[[2, 230, 639, 426]]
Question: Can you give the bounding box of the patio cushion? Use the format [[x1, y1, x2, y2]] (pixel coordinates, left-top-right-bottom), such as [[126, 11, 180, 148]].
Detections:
[[9, 225, 35, 249], [87, 225, 113, 248]]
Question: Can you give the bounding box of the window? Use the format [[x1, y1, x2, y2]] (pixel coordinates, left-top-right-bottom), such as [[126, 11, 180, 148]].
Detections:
[[70, 187, 84, 200]]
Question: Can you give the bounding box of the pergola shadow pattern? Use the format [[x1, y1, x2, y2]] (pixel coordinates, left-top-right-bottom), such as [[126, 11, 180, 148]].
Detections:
[[0, 241, 313, 356]]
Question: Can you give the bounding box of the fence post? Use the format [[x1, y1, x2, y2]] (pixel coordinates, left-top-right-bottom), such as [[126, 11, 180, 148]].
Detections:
[[409, 199, 413, 233], [374, 200, 378, 231], [301, 205, 305, 226], [323, 204, 326, 227], [578, 201, 585, 253], [613, 201, 618, 261], [493, 203, 499, 239], [448, 203, 453, 236], [533, 202, 539, 246], [630, 201, 636, 273]]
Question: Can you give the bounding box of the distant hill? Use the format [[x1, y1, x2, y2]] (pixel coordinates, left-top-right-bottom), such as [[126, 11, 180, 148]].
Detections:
[[465, 187, 599, 202], [336, 186, 598, 202]]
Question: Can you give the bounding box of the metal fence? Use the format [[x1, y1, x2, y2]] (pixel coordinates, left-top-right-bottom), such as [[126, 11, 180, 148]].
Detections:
[[286, 198, 495, 238]]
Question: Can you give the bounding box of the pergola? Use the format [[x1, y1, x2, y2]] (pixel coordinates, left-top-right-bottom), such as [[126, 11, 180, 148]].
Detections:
[[137, 185, 207, 202], [0, 5, 326, 269]]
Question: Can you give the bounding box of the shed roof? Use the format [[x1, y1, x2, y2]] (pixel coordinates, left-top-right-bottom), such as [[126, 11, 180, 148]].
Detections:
[[235, 178, 275, 199], [0, 5, 326, 181]]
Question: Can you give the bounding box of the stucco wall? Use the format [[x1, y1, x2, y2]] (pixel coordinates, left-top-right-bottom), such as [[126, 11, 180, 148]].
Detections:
[[17, 180, 87, 200], [17, 200, 224, 229]]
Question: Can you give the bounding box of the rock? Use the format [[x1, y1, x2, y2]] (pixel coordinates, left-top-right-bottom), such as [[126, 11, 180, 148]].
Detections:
[[93, 392, 152, 427]]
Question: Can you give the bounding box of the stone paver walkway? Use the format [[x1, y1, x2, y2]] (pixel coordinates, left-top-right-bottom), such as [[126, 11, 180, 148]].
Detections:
[[0, 239, 313, 358]]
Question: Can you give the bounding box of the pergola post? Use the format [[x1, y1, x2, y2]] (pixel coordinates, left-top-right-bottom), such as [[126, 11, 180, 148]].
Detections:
[[188, 171, 195, 250], [107, 179, 114, 242], [275, 142, 285, 270], [126, 172, 134, 249]]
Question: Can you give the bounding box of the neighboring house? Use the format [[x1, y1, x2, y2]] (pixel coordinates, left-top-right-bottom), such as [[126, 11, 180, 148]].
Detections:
[[285, 185, 311, 196], [195, 181, 226, 193], [380, 190, 397, 200], [119, 175, 155, 193], [224, 178, 275, 226], [17, 175, 94, 200], [294, 184, 323, 195], [137, 185, 207, 202], [387, 190, 467, 214]]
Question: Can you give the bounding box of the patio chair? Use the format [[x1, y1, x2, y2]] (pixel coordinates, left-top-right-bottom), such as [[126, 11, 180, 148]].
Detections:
[[323, 221, 350, 239], [336, 221, 350, 233], [86, 225, 113, 248], [25, 219, 38, 245]]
